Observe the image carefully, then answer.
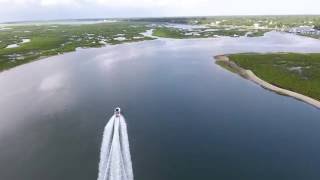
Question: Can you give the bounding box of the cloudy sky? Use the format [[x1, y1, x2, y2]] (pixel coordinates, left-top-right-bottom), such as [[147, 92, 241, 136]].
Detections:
[[0, 0, 319, 22]]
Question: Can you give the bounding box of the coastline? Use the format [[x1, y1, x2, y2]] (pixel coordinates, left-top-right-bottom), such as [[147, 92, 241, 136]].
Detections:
[[0, 37, 155, 73], [214, 55, 320, 109]]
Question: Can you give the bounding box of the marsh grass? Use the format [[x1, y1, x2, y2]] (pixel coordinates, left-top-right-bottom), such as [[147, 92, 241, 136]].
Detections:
[[228, 53, 320, 100], [0, 22, 153, 71]]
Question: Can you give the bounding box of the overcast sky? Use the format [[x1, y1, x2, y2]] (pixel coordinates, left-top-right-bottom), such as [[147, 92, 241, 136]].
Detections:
[[0, 0, 319, 22]]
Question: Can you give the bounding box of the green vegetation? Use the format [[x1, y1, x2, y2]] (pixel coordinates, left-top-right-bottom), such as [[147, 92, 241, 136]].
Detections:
[[228, 53, 320, 100], [136, 15, 320, 40], [0, 18, 274, 72], [0, 22, 153, 71], [134, 15, 320, 28], [200, 15, 320, 28], [2, 15, 320, 71], [131, 17, 191, 24], [153, 27, 188, 39], [152, 26, 261, 39]]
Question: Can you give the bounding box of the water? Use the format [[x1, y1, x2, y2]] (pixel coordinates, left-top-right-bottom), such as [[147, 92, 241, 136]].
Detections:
[[98, 114, 133, 180], [1, 32, 320, 180]]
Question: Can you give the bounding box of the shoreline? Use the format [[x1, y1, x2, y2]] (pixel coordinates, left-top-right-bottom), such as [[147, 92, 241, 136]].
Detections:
[[214, 55, 320, 109], [0, 37, 155, 73]]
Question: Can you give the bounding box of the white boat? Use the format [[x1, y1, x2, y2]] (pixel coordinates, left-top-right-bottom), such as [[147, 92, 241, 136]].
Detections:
[[114, 107, 121, 117]]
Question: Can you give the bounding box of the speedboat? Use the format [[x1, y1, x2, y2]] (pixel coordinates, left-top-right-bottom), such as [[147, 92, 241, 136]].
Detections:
[[114, 107, 121, 117]]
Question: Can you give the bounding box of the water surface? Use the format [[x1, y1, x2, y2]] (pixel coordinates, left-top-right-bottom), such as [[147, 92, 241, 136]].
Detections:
[[1, 32, 320, 180]]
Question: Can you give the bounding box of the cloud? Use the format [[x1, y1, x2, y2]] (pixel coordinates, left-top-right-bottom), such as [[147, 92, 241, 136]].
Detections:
[[40, 0, 80, 6], [39, 73, 66, 91]]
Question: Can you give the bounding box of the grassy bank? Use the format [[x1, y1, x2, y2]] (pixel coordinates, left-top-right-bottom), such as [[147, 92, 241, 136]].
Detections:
[[0, 22, 153, 71], [152, 26, 266, 39], [227, 53, 320, 101], [153, 27, 188, 39]]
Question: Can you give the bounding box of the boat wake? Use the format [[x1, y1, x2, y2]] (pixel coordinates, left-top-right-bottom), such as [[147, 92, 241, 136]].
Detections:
[[97, 114, 134, 180]]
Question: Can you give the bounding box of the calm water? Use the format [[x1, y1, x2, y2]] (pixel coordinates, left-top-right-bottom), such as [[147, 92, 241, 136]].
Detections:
[[1, 32, 320, 180]]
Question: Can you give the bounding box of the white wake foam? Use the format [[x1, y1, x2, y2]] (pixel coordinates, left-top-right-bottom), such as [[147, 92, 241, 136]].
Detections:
[[98, 115, 134, 180]]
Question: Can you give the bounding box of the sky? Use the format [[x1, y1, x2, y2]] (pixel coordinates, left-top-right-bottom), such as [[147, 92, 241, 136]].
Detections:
[[0, 0, 319, 22]]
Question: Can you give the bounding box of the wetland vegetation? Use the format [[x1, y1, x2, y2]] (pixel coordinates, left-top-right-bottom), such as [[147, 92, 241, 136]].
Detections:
[[1, 15, 320, 71], [225, 53, 320, 101], [0, 22, 153, 71], [152, 26, 268, 39]]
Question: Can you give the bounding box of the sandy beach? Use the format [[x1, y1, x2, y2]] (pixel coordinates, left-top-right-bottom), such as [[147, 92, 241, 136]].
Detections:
[[215, 55, 320, 109]]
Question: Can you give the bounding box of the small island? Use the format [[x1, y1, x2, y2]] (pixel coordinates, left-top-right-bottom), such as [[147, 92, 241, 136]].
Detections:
[[215, 53, 320, 109]]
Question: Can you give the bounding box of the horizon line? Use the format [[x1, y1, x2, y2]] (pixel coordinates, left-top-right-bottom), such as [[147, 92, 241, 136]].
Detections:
[[2, 14, 320, 24]]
